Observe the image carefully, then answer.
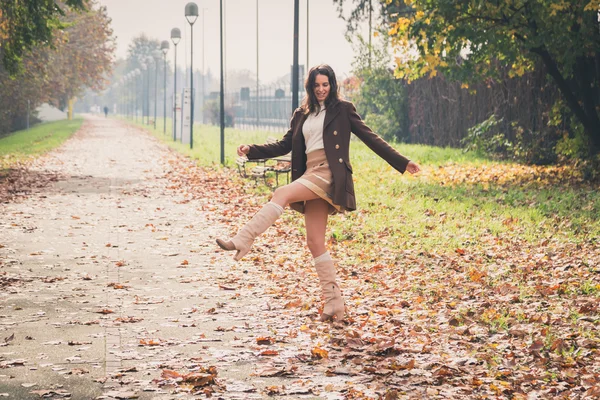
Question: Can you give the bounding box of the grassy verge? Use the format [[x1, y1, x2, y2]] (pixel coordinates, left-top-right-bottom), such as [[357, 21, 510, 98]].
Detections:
[[126, 116, 599, 254], [332, 140, 600, 256], [126, 117, 272, 167], [0, 118, 83, 169]]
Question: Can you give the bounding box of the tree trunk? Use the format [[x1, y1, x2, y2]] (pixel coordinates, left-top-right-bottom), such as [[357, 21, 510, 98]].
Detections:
[[533, 47, 600, 154]]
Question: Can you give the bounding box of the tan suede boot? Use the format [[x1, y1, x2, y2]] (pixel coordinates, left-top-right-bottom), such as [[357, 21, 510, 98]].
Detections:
[[314, 252, 345, 321], [216, 202, 283, 261]]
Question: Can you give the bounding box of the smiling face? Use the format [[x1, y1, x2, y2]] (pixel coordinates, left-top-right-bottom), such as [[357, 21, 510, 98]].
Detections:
[[313, 74, 331, 103]]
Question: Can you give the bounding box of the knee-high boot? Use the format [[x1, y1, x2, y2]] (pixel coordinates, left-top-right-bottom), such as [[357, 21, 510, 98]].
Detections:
[[314, 251, 345, 321], [216, 202, 284, 261]]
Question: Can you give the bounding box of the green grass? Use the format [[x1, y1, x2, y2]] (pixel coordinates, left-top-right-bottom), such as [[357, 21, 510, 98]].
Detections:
[[129, 117, 272, 167], [129, 116, 600, 253], [336, 139, 600, 252], [0, 118, 83, 168]]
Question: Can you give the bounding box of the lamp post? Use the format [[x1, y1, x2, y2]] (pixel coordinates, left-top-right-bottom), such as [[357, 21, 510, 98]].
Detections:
[[128, 72, 134, 119], [153, 50, 162, 130], [125, 74, 129, 118], [292, 0, 300, 111], [145, 57, 152, 125], [140, 63, 147, 123], [130, 72, 136, 119], [161, 40, 170, 135], [256, 0, 259, 129], [134, 68, 141, 122], [185, 2, 198, 149], [171, 28, 181, 141], [200, 7, 208, 125], [219, 0, 225, 164], [119, 77, 124, 116]]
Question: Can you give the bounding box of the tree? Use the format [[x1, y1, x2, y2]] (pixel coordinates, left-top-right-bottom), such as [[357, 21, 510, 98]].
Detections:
[[346, 35, 409, 142], [126, 34, 161, 71], [341, 0, 600, 155], [0, 0, 87, 74], [0, 1, 114, 134]]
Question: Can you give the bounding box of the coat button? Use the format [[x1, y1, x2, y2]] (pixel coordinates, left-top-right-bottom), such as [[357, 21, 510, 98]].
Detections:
[[335, 144, 340, 149], [338, 158, 343, 163], [333, 130, 338, 136]]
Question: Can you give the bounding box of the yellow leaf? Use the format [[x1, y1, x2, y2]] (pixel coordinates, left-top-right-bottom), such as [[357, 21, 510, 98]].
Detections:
[[584, 1, 600, 11], [311, 346, 329, 359]]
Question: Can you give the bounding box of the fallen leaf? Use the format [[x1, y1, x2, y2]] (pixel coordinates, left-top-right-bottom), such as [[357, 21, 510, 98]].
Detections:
[[256, 337, 274, 345], [311, 346, 329, 359]]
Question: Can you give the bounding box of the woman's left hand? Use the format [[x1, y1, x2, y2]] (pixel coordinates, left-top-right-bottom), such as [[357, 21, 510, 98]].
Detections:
[[406, 161, 421, 174]]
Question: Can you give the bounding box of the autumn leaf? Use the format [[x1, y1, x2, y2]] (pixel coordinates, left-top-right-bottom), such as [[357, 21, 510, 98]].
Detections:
[[139, 339, 161, 346], [260, 349, 279, 356], [311, 346, 329, 359], [256, 337, 274, 345]]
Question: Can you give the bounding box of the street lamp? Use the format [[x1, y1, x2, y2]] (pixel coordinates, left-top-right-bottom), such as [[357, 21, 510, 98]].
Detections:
[[128, 72, 134, 119], [124, 74, 129, 118], [145, 57, 152, 125], [160, 40, 170, 135], [153, 50, 162, 130], [119, 77, 125, 116], [134, 68, 141, 122], [185, 2, 198, 149], [171, 28, 181, 141], [140, 63, 147, 124], [219, 0, 225, 164]]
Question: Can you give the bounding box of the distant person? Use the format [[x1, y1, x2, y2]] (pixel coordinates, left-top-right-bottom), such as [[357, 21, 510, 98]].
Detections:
[[216, 64, 420, 322], [103, 106, 109, 118]]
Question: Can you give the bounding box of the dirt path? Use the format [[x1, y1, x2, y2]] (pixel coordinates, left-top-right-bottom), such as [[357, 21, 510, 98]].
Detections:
[[0, 117, 347, 399]]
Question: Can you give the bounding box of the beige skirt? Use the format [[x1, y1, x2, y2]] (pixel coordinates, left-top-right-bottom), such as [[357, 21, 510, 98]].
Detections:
[[295, 149, 343, 214]]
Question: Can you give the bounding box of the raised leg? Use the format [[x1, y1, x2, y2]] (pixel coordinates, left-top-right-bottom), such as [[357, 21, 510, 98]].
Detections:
[[216, 182, 319, 261]]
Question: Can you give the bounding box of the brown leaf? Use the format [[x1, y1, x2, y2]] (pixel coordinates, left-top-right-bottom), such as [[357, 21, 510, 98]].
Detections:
[[107, 282, 129, 289], [115, 316, 143, 323], [161, 369, 184, 379], [256, 336, 274, 345], [260, 350, 279, 356], [139, 339, 161, 346], [432, 365, 456, 377], [389, 359, 415, 370], [384, 390, 399, 400], [311, 346, 329, 359], [284, 299, 303, 309]]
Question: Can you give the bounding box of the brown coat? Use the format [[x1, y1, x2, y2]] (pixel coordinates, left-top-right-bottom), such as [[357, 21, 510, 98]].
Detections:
[[246, 99, 410, 213]]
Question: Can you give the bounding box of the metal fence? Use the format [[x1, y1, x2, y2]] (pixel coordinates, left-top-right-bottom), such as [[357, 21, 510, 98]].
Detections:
[[218, 83, 306, 132]]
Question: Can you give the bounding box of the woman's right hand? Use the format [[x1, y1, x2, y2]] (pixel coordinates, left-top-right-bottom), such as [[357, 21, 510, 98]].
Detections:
[[237, 145, 250, 157]]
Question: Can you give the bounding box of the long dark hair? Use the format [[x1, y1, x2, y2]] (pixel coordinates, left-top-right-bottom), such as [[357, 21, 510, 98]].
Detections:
[[301, 64, 340, 115]]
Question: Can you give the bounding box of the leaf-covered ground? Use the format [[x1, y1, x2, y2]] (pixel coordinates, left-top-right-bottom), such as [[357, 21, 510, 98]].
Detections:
[[1, 118, 598, 399], [165, 147, 600, 399]]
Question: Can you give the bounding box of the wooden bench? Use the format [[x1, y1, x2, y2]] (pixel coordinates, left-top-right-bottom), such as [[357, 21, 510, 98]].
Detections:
[[237, 137, 291, 188]]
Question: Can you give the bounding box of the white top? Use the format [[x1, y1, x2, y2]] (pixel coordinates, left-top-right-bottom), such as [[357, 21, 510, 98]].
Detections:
[[302, 104, 326, 154]]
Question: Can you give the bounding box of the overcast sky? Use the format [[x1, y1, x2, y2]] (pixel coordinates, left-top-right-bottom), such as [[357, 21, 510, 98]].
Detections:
[[96, 0, 370, 84]]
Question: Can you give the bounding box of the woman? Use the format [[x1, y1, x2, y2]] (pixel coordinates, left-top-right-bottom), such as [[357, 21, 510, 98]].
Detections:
[[217, 64, 420, 321]]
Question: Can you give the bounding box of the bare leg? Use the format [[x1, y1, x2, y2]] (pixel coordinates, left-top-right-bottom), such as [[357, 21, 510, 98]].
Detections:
[[270, 181, 320, 208], [305, 199, 345, 321], [304, 199, 329, 258], [216, 182, 320, 260]]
